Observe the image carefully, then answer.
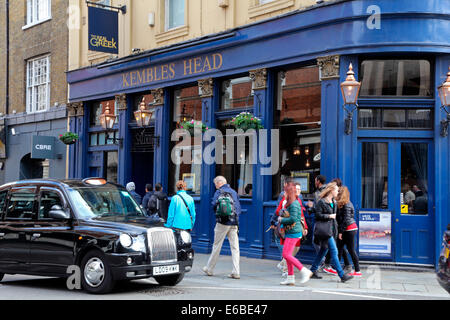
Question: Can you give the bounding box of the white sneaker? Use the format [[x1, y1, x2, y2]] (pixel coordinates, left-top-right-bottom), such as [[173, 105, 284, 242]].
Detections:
[[298, 267, 313, 284], [280, 275, 295, 286], [277, 262, 284, 272], [202, 266, 213, 276]]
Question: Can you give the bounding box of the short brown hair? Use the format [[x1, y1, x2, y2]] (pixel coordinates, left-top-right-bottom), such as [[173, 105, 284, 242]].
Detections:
[[176, 180, 187, 191], [337, 186, 350, 208]]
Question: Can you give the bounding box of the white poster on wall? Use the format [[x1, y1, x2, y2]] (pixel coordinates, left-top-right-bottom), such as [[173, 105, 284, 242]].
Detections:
[[359, 211, 392, 257]]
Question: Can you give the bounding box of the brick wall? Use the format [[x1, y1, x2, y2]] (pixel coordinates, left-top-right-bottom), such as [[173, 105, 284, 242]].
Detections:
[[5, 0, 68, 115]]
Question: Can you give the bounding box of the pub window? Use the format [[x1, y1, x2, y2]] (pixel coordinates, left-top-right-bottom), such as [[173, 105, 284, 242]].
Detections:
[[358, 108, 433, 129], [220, 76, 254, 110], [361, 142, 388, 209], [360, 59, 432, 97], [104, 151, 118, 184], [216, 120, 254, 197], [273, 66, 321, 200], [89, 99, 117, 127], [168, 85, 202, 196]]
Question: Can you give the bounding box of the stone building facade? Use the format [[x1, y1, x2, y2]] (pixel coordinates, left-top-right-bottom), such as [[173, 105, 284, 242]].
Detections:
[[0, 0, 69, 184]]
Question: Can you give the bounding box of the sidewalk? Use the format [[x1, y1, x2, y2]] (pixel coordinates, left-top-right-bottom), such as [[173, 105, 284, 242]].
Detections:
[[185, 253, 449, 299]]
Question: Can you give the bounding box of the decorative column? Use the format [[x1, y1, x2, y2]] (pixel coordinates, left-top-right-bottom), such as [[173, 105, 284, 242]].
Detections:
[[248, 68, 268, 259], [317, 55, 341, 183], [151, 88, 168, 190], [196, 78, 215, 253], [116, 93, 131, 186]]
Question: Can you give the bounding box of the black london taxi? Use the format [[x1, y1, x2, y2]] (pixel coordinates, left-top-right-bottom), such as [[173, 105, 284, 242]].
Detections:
[[0, 178, 194, 294]]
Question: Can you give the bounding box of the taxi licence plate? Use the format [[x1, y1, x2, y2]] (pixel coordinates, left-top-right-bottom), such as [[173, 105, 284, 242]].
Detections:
[[153, 265, 179, 276]]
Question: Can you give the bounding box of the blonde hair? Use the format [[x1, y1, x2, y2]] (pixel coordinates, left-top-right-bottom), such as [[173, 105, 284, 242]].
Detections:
[[319, 182, 338, 199], [337, 186, 350, 208]]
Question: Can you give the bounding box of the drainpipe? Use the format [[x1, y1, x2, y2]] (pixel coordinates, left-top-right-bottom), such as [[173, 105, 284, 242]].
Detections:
[[5, 0, 9, 115]]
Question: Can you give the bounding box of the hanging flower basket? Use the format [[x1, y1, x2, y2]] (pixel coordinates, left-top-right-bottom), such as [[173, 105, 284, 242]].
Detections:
[[231, 112, 263, 131], [180, 119, 209, 135], [59, 132, 79, 145]]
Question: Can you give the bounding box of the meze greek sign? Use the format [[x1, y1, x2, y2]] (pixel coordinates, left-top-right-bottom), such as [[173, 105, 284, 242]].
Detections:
[[88, 6, 118, 54]]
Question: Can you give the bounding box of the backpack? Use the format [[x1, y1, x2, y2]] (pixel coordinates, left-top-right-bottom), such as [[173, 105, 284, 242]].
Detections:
[[215, 191, 235, 217]]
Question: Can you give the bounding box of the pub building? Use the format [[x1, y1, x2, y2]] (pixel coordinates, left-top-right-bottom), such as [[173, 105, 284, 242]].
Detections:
[[66, 1, 450, 267]]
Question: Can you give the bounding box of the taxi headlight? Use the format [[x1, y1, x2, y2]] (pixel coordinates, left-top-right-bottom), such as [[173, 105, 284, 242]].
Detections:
[[119, 233, 133, 248], [180, 230, 191, 244]]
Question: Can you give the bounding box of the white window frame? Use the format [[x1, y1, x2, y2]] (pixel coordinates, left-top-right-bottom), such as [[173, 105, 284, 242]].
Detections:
[[24, 0, 52, 29], [259, 0, 275, 4], [26, 55, 51, 114], [165, 0, 185, 31]]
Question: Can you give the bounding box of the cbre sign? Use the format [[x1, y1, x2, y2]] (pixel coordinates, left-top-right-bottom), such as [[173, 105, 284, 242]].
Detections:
[[31, 136, 55, 159]]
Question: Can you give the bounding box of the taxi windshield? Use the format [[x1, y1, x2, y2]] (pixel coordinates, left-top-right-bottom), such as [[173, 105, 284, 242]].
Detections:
[[67, 186, 145, 219]]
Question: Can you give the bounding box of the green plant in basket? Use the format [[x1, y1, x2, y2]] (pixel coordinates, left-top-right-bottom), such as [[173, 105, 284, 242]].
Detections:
[[231, 112, 263, 131], [59, 132, 79, 145], [180, 119, 209, 134]]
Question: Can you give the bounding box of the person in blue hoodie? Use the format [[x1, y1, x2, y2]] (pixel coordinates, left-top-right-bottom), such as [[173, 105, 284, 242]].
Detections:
[[165, 180, 196, 231], [202, 176, 241, 279]]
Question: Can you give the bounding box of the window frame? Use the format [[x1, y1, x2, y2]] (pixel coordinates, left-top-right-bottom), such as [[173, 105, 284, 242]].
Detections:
[[37, 187, 68, 221], [26, 55, 51, 114], [358, 57, 434, 99], [5, 187, 38, 221], [24, 0, 52, 29], [165, 0, 186, 31]]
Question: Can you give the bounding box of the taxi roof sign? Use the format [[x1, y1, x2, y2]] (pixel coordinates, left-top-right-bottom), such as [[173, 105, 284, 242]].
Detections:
[[83, 178, 107, 186]]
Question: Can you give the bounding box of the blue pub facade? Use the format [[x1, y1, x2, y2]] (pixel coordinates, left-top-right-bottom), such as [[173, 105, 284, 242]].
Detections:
[[66, 0, 450, 267]]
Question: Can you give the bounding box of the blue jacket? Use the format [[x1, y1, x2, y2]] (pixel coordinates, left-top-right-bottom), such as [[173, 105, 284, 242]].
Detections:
[[211, 184, 241, 226], [165, 190, 196, 230], [129, 190, 142, 206]]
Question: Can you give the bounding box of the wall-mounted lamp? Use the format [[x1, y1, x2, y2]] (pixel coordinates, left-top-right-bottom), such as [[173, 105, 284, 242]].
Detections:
[[134, 98, 153, 127], [100, 102, 123, 147], [438, 66, 450, 137], [340, 63, 361, 135]]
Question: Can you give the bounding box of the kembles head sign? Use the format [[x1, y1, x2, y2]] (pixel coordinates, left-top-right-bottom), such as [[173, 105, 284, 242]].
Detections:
[[31, 136, 55, 159]]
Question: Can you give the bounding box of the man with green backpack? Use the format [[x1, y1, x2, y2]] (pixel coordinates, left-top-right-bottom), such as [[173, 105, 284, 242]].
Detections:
[[202, 176, 241, 279]]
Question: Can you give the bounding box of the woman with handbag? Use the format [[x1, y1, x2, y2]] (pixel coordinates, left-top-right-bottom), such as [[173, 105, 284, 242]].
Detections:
[[278, 180, 312, 285], [309, 182, 353, 283], [272, 182, 308, 277]]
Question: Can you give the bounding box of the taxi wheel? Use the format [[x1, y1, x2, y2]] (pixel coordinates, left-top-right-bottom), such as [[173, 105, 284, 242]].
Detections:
[[154, 272, 185, 286], [80, 250, 115, 294]]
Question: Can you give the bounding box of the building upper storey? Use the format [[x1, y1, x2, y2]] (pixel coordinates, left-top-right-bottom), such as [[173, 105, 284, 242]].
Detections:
[[68, 0, 326, 71]]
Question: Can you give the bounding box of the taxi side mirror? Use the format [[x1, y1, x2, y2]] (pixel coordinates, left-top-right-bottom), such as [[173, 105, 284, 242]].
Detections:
[[49, 205, 70, 220]]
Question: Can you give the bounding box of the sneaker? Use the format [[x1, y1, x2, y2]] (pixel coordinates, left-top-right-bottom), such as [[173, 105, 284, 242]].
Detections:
[[281, 271, 288, 278], [349, 271, 362, 278], [344, 265, 353, 274], [310, 271, 322, 279], [323, 267, 338, 275], [202, 266, 213, 276], [277, 262, 284, 272], [280, 275, 295, 286], [340, 274, 354, 283], [228, 273, 240, 279], [298, 267, 313, 284]]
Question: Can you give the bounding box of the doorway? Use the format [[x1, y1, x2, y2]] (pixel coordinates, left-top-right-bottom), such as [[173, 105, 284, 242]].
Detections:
[[358, 139, 434, 265]]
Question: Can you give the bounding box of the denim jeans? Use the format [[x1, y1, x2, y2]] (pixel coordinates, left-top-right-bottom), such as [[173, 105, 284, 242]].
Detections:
[[310, 237, 344, 278]]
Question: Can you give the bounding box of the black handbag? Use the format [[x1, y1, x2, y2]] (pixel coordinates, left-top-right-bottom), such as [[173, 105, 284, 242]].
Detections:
[[314, 219, 333, 240]]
